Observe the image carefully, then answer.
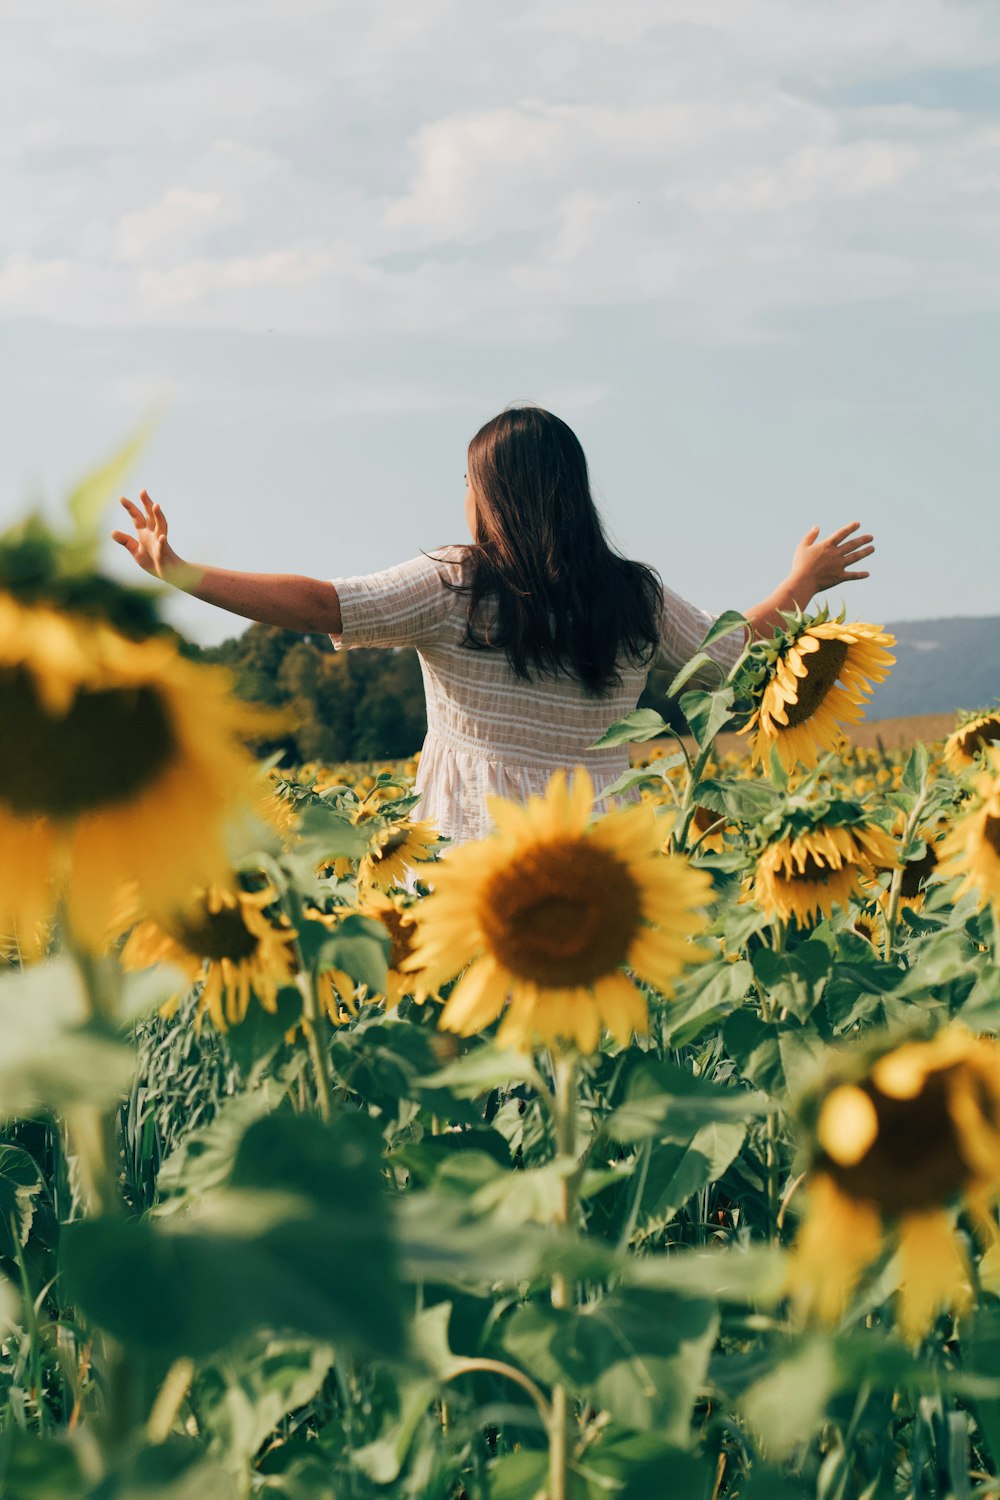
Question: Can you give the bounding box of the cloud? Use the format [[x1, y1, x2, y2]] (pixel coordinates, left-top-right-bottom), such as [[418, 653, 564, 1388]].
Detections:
[[3, 0, 1000, 340]]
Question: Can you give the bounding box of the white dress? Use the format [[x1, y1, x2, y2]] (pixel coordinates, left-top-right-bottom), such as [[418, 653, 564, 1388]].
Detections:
[[331, 548, 742, 843]]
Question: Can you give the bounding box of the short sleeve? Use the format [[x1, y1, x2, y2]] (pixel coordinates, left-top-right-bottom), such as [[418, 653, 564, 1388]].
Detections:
[[656, 583, 746, 683], [330, 554, 456, 650]]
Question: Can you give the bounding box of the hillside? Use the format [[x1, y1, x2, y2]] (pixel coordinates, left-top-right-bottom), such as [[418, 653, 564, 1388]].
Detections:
[[869, 615, 1000, 719]]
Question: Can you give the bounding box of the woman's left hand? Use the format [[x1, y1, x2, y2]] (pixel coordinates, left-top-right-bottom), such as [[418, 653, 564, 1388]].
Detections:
[[789, 521, 875, 597]]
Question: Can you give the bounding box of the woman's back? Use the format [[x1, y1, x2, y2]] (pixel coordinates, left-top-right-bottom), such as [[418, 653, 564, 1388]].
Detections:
[[332, 548, 738, 842]]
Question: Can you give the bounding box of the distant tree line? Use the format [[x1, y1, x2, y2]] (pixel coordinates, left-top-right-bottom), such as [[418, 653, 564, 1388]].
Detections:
[[190, 624, 686, 763]]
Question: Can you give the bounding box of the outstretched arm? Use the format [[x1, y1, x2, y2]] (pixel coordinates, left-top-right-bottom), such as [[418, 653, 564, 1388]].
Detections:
[[743, 522, 874, 636], [112, 491, 342, 635]]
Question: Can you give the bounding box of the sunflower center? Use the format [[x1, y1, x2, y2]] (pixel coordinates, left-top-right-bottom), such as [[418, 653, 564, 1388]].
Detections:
[[480, 837, 642, 987], [961, 719, 1000, 756], [900, 842, 937, 897], [782, 638, 849, 728], [693, 804, 720, 834], [169, 902, 260, 963], [824, 1068, 976, 1215], [789, 853, 835, 884], [380, 826, 411, 857], [0, 664, 177, 817], [984, 815, 1000, 856], [381, 907, 415, 970]]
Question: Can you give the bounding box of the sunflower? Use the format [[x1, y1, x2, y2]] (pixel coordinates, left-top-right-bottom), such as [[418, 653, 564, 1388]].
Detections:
[[789, 1027, 1000, 1339], [358, 890, 430, 1007], [938, 750, 1000, 912], [944, 712, 1000, 774], [401, 768, 711, 1054], [743, 617, 895, 773], [358, 816, 442, 891], [867, 814, 946, 915], [852, 909, 883, 948], [660, 802, 729, 854], [753, 817, 897, 926], [0, 595, 262, 950], [119, 884, 297, 1031]]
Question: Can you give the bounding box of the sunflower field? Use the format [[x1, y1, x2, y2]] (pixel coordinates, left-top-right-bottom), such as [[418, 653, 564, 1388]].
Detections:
[[4, 478, 1000, 1500]]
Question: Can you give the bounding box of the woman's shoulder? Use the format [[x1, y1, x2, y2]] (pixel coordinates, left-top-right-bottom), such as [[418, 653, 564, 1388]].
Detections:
[[424, 543, 471, 585]]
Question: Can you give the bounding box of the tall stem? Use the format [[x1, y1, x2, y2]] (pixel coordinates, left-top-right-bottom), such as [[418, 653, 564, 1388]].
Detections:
[[675, 743, 716, 852], [64, 924, 138, 1464], [63, 935, 122, 1218], [548, 1053, 579, 1500], [296, 971, 333, 1124], [883, 784, 931, 962]]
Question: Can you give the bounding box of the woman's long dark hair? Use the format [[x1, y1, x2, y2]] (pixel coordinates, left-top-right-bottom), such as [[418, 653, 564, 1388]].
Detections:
[[452, 406, 661, 695]]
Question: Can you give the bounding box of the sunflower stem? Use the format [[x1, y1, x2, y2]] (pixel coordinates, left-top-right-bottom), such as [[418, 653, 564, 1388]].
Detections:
[[675, 743, 716, 853], [442, 1358, 552, 1426], [884, 782, 931, 962], [296, 971, 334, 1124], [61, 926, 124, 1219], [548, 1052, 579, 1500]]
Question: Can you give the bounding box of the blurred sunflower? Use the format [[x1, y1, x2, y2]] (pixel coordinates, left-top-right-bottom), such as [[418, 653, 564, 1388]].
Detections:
[[944, 711, 1000, 774], [119, 883, 297, 1031], [753, 816, 897, 926], [660, 802, 729, 854], [743, 616, 895, 773], [0, 595, 262, 950], [402, 768, 711, 1054], [358, 816, 441, 891], [852, 909, 883, 948], [938, 750, 1000, 911], [868, 814, 945, 915], [358, 890, 430, 1007], [790, 1027, 1000, 1339]]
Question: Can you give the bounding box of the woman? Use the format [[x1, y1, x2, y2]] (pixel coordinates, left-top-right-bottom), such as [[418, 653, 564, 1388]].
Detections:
[[114, 406, 874, 842]]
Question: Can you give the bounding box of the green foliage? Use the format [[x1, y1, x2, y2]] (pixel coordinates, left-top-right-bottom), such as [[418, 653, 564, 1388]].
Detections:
[[63, 1112, 406, 1361], [192, 626, 429, 761]]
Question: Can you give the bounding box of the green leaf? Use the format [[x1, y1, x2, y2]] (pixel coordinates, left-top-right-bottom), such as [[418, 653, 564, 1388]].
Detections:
[[89, 1441, 240, 1499], [639, 1120, 747, 1228], [503, 1288, 718, 1439], [699, 609, 751, 653], [629, 1243, 788, 1305], [662, 959, 753, 1047], [309, 913, 390, 993], [741, 1337, 837, 1453], [196, 1335, 335, 1472], [902, 740, 930, 795], [0, 957, 134, 1119], [489, 1451, 548, 1500], [220, 987, 303, 1075], [573, 1428, 713, 1500], [294, 800, 374, 860], [0, 1271, 19, 1333], [349, 1303, 463, 1485], [752, 942, 830, 1023], [155, 1078, 289, 1214], [589, 708, 670, 750], [607, 1059, 763, 1145], [600, 758, 685, 800], [666, 652, 717, 698], [395, 1191, 556, 1291], [723, 1010, 784, 1094], [67, 419, 154, 545], [0, 1144, 45, 1260], [418, 1043, 540, 1099], [0, 1428, 88, 1499], [679, 685, 736, 750], [63, 1112, 405, 1360]]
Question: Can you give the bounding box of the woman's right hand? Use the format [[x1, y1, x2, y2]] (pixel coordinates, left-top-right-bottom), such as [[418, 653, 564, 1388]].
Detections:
[[112, 490, 180, 579]]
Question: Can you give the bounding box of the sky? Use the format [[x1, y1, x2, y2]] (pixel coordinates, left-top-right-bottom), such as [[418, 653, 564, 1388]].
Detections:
[[2, 0, 999, 643]]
